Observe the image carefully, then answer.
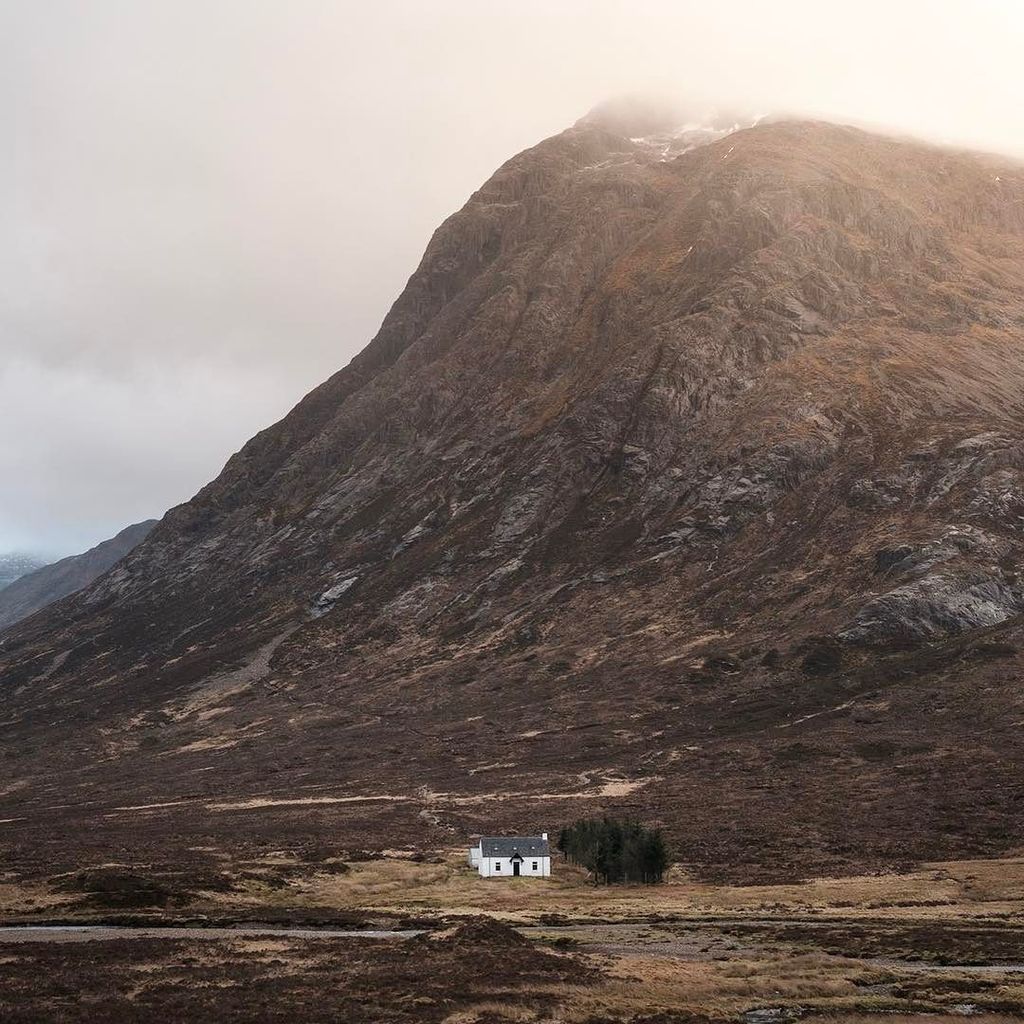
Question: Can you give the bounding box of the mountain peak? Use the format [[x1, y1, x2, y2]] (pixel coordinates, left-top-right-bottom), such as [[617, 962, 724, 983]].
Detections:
[[575, 94, 764, 161], [577, 94, 757, 136], [3, 114, 1024, 881]]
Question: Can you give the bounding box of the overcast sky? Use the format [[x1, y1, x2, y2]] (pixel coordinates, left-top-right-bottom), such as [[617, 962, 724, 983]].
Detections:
[[3, 0, 1023, 556]]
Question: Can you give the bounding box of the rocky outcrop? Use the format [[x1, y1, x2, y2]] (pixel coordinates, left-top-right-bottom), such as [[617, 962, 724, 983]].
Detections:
[[841, 572, 1024, 643]]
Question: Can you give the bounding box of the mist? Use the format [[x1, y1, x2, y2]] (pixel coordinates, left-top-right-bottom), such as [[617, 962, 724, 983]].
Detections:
[[3, 0, 1022, 556]]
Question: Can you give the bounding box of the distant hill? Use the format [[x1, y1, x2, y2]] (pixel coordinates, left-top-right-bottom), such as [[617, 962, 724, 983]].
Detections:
[[0, 520, 157, 632], [0, 553, 47, 591]]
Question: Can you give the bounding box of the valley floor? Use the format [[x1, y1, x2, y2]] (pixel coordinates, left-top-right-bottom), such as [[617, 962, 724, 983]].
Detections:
[[2, 853, 1024, 1021]]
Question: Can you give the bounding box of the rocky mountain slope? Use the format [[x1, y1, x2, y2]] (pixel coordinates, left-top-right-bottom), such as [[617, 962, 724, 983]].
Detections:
[[0, 520, 157, 632], [2, 108, 1024, 881], [0, 554, 46, 591]]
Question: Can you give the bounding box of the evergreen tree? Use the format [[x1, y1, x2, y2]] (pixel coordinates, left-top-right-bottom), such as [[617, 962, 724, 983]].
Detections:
[[557, 816, 667, 884]]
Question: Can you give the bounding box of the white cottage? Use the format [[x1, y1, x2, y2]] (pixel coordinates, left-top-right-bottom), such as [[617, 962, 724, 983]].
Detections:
[[468, 834, 551, 878]]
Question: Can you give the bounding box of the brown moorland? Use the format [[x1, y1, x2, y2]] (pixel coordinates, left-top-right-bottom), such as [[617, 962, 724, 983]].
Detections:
[[3, 851, 1024, 1020]]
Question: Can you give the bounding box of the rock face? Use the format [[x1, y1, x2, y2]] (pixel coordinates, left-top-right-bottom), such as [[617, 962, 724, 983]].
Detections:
[[0, 520, 157, 632], [3, 110, 1024, 881], [841, 572, 1024, 643]]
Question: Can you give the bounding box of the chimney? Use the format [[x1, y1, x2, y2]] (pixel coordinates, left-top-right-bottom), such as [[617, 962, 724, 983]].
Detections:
[[541, 832, 548, 840]]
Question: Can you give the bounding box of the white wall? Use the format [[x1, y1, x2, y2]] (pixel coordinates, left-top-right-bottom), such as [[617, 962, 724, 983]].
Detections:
[[478, 855, 550, 878]]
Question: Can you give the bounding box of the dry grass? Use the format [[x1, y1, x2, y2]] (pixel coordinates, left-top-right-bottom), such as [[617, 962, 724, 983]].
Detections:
[[195, 850, 1024, 1021], [0, 879, 74, 916], [442, 1003, 540, 1023], [438, 952, 1024, 1024], [232, 851, 1024, 926], [8, 853, 1024, 1021], [559, 952, 886, 1021], [819, 1018, 1023, 1024]]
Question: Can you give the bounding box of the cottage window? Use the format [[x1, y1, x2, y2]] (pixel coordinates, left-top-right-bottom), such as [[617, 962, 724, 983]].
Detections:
[[494, 862, 501, 871], [532, 861, 538, 870]]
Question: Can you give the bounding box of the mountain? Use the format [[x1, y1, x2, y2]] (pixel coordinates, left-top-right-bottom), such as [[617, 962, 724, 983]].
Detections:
[[0, 554, 47, 591], [0, 520, 157, 633], [2, 108, 1024, 883]]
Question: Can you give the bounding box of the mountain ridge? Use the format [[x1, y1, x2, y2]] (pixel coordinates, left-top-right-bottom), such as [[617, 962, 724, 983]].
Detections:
[[0, 553, 46, 592], [0, 520, 157, 632]]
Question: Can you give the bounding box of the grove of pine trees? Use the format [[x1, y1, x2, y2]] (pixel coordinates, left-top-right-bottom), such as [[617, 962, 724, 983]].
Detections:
[[556, 817, 668, 884]]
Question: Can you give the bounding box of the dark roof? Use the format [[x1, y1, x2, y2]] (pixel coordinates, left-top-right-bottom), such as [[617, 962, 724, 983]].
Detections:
[[479, 836, 550, 857]]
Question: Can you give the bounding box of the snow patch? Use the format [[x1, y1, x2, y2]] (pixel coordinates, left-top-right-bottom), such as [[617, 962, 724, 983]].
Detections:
[[627, 120, 753, 162]]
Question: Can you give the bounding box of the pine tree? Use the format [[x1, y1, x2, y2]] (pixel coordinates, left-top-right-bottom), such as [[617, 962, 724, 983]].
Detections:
[[557, 816, 667, 884]]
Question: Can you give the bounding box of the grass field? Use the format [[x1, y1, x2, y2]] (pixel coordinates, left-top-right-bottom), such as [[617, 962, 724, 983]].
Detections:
[[196, 847, 1024, 924], [3, 851, 1024, 1022]]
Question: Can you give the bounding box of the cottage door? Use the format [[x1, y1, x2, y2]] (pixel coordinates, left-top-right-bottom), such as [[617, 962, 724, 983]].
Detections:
[[512, 860, 521, 876]]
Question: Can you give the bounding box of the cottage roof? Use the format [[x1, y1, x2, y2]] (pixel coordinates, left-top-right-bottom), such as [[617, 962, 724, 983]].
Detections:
[[479, 836, 550, 858]]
